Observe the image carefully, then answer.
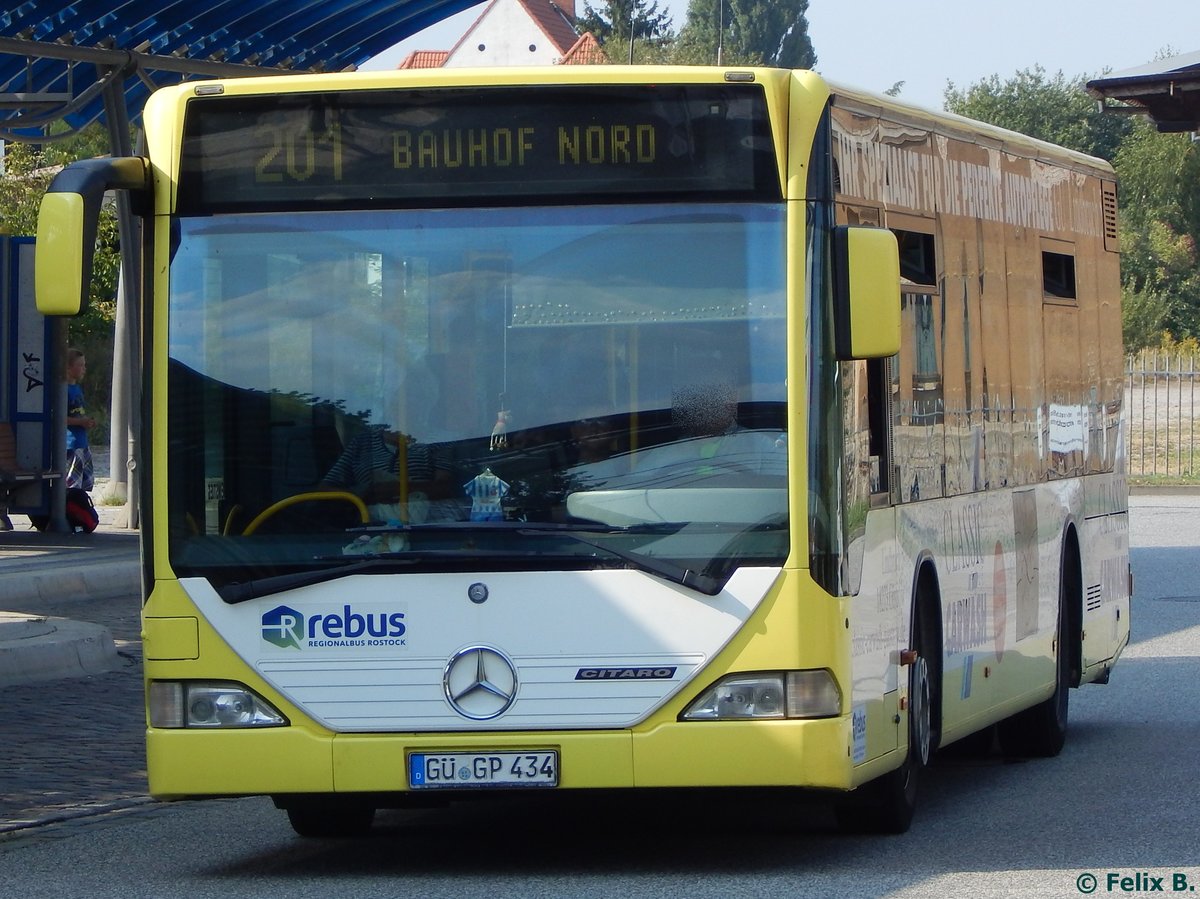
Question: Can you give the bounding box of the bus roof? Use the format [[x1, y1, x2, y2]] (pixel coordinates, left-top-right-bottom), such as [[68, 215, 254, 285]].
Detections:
[[827, 79, 1116, 179]]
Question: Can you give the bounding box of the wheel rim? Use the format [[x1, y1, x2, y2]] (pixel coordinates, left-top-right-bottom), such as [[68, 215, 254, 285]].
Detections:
[[911, 656, 932, 767]]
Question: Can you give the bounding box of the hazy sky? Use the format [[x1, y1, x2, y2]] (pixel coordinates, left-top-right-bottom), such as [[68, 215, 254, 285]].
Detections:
[[364, 0, 1194, 111]]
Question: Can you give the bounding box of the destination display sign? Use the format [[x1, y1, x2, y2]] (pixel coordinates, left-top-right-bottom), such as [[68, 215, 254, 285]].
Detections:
[[177, 84, 779, 212]]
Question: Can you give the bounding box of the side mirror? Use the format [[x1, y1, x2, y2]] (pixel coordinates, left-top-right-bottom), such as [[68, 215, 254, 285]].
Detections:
[[833, 225, 901, 360], [35, 157, 148, 316]]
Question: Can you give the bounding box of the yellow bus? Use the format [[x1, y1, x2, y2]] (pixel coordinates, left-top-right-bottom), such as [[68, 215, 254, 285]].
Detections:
[[36, 66, 1130, 836]]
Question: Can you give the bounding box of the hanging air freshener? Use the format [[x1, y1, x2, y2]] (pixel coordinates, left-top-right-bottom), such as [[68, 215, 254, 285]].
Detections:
[[490, 393, 511, 450]]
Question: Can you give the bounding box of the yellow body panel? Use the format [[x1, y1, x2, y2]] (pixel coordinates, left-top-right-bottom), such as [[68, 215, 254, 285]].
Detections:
[[632, 716, 850, 788], [148, 719, 859, 798], [148, 728, 336, 799], [142, 616, 199, 661]]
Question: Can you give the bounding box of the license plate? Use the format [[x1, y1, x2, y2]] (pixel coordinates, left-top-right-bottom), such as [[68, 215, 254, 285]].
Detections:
[[409, 751, 559, 789]]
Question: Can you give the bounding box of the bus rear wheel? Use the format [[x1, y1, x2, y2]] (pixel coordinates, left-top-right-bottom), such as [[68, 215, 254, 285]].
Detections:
[[998, 582, 1070, 758]]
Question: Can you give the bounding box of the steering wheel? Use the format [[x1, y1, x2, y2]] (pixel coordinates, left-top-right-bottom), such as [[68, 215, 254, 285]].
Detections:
[[242, 491, 369, 535]]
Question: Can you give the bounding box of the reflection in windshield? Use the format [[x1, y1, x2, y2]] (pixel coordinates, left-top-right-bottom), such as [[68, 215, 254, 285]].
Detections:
[[167, 203, 789, 590]]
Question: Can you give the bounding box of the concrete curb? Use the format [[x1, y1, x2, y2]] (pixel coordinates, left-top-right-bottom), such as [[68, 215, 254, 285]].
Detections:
[[0, 612, 119, 686], [1129, 484, 1200, 495], [7, 559, 142, 608]]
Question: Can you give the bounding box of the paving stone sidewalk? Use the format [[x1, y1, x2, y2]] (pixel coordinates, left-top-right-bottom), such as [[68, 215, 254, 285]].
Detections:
[[0, 585, 150, 832], [0, 453, 152, 833]]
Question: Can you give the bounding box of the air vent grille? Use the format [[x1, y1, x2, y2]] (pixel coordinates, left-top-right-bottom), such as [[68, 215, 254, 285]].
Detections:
[[1102, 181, 1119, 252]]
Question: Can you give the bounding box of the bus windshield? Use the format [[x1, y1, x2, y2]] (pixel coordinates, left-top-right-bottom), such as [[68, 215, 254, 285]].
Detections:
[[166, 202, 789, 596]]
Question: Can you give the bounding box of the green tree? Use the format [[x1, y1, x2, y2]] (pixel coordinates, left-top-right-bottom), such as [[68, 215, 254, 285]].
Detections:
[[578, 0, 674, 59], [1121, 286, 1169, 354], [1114, 122, 1200, 342], [943, 65, 1131, 161], [673, 0, 815, 68], [670, 0, 720, 65], [733, 0, 815, 68]]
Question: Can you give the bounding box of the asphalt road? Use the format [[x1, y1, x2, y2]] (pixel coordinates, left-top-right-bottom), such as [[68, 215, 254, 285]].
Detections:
[[0, 493, 1196, 898]]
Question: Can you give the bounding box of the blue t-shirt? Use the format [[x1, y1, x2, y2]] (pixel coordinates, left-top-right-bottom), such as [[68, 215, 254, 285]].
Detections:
[[66, 383, 88, 451]]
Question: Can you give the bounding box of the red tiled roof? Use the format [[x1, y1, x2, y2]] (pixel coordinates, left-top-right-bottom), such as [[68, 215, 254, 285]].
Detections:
[[517, 0, 579, 55], [397, 50, 449, 69], [559, 32, 608, 65]]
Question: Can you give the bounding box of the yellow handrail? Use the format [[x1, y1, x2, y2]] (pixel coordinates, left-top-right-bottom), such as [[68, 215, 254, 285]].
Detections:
[[242, 491, 370, 535]]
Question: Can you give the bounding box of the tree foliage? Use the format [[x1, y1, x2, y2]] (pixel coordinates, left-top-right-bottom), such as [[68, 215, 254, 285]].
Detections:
[[1114, 123, 1200, 346], [944, 65, 1131, 161], [733, 0, 816, 69], [672, 0, 815, 68], [578, 0, 674, 57]]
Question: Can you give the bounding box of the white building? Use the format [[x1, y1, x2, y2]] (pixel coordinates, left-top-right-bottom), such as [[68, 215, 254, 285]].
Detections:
[[398, 0, 607, 69]]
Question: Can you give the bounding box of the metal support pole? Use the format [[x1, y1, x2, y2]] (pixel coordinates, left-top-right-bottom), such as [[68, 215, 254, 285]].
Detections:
[[109, 266, 129, 503], [717, 0, 724, 65], [48, 317, 70, 533], [628, 3, 636, 64], [101, 67, 140, 529]]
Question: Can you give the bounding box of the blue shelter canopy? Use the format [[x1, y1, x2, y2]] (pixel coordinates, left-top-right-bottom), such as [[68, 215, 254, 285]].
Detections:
[[0, 0, 485, 140], [1087, 50, 1200, 133]]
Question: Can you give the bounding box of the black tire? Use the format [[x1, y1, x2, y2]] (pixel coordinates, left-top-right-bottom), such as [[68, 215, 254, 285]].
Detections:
[[998, 559, 1073, 758], [837, 601, 935, 834], [285, 801, 376, 838]]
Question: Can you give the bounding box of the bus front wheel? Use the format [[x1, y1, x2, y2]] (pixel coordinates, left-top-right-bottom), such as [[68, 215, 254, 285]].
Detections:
[[283, 800, 376, 838], [836, 604, 935, 834]]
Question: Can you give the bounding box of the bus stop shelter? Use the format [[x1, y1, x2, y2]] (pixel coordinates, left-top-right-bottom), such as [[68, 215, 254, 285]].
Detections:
[[1086, 50, 1200, 133], [1, 1, 490, 137], [1, 1, 485, 531]]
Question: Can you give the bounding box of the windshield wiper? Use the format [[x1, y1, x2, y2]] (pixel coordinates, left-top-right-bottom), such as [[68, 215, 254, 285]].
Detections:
[[217, 556, 422, 603], [525, 517, 788, 596], [216, 542, 560, 603], [214, 519, 777, 603], [346, 520, 689, 535], [695, 517, 789, 591], [516, 525, 725, 595], [341, 521, 712, 589]]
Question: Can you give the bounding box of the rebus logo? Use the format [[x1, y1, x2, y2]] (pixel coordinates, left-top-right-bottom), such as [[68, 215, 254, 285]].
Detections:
[[262, 605, 304, 650], [260, 603, 407, 650]]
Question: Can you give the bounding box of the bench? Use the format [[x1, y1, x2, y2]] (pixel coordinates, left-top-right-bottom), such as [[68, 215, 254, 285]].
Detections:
[[0, 422, 63, 530]]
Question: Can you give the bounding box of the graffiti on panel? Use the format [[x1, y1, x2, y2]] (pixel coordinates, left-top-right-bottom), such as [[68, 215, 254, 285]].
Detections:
[[22, 351, 44, 393]]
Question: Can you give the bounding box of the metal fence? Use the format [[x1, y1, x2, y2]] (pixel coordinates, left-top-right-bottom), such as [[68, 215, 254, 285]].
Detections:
[[1126, 350, 1200, 479]]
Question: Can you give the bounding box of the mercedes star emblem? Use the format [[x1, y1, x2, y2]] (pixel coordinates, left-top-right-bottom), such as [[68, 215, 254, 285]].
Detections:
[[443, 646, 518, 720]]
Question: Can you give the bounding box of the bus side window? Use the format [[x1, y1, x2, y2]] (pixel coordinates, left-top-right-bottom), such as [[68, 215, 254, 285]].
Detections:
[[867, 356, 894, 501], [890, 224, 943, 503]]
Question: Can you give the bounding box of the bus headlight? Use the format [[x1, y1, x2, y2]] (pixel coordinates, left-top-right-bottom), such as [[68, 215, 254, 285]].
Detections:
[[681, 670, 841, 720], [149, 681, 287, 729]]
